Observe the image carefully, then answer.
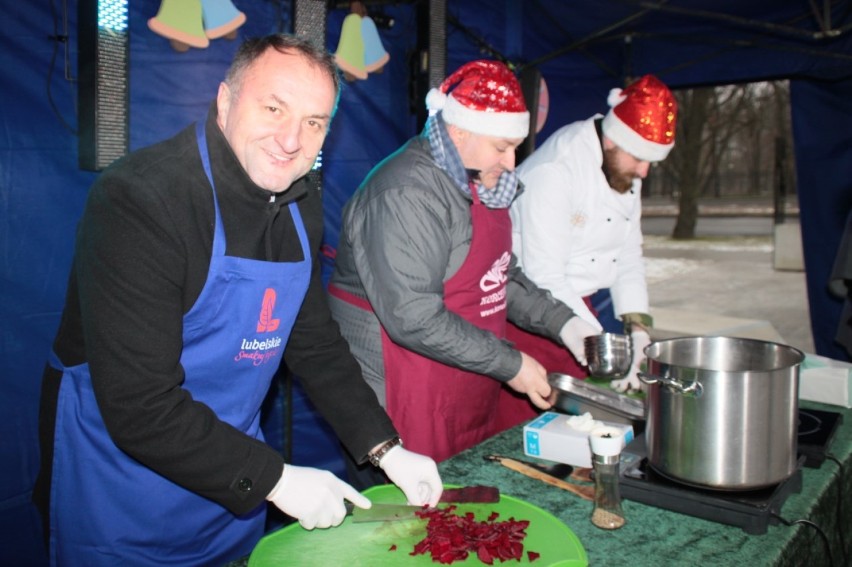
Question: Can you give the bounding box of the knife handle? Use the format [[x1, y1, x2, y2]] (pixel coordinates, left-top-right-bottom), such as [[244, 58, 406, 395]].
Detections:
[[494, 457, 594, 501]]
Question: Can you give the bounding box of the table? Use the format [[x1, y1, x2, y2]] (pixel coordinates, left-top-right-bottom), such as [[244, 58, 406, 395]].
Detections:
[[437, 401, 850, 567], [231, 401, 850, 566]]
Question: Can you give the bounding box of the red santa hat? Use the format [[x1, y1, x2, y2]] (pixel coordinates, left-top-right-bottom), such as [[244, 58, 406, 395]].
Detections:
[[601, 74, 677, 162], [425, 60, 530, 139]]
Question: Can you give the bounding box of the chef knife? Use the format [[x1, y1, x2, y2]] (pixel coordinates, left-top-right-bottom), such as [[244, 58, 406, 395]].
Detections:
[[345, 501, 424, 523], [345, 484, 501, 523]]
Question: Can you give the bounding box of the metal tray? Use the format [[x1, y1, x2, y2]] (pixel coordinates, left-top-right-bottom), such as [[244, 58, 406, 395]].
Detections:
[[547, 373, 646, 429]]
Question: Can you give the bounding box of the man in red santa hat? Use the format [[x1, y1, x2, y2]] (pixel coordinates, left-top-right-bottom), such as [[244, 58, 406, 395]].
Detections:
[[508, 75, 678, 394], [328, 60, 599, 486]]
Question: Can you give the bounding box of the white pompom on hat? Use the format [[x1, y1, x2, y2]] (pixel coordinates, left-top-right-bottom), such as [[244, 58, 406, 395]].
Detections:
[[601, 74, 677, 162], [425, 60, 530, 139]]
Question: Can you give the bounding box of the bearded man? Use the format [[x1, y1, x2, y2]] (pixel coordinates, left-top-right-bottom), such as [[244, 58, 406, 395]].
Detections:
[[508, 75, 678, 393]]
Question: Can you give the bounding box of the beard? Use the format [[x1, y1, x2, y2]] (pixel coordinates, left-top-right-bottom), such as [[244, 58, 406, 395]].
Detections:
[[602, 147, 636, 193]]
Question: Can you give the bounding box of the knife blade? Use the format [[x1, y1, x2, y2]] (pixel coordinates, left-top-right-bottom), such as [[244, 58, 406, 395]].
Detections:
[[344, 485, 501, 523], [345, 501, 424, 523]]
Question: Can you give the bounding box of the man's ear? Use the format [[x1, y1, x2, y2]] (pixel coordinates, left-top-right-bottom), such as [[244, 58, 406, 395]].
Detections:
[[446, 123, 469, 144], [216, 82, 232, 127]]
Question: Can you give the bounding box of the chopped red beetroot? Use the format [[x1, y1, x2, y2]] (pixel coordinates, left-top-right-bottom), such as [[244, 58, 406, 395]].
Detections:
[[408, 505, 537, 565], [527, 551, 541, 562], [389, 544, 397, 551]]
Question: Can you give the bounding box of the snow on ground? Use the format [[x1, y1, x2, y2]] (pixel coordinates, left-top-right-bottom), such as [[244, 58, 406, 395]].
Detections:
[[642, 235, 773, 284]]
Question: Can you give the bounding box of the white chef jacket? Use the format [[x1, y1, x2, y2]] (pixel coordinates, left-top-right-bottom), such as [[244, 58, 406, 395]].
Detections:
[[511, 115, 648, 330]]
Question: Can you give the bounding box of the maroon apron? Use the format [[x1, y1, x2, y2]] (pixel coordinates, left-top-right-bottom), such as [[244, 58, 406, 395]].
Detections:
[[331, 190, 534, 462], [505, 297, 596, 380]]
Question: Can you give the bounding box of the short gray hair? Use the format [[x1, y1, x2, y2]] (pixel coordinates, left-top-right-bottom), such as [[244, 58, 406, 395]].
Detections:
[[224, 34, 341, 117]]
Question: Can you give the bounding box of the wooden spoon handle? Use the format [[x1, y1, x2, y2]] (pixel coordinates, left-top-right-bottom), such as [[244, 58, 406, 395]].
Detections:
[[494, 457, 594, 501]]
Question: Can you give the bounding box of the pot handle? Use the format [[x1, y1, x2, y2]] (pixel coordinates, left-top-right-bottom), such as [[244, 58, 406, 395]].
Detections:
[[638, 371, 703, 398]]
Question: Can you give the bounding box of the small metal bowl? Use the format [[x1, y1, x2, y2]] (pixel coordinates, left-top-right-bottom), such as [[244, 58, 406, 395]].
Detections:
[[584, 333, 632, 378]]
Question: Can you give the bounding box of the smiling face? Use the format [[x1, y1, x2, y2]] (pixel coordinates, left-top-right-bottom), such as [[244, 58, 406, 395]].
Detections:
[[216, 47, 336, 193], [448, 125, 524, 189]]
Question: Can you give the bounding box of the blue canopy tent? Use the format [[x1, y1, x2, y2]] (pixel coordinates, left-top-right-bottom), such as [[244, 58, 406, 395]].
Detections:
[[2, 1, 851, 563]]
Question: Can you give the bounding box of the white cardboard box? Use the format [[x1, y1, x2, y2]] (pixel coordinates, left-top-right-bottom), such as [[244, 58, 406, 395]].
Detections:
[[799, 353, 852, 408], [522, 412, 634, 468]]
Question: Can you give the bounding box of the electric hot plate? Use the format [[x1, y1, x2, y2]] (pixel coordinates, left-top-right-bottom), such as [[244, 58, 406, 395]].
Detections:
[[617, 408, 842, 534]]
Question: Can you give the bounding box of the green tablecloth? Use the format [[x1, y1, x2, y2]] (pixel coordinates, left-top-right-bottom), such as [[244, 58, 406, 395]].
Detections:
[[437, 401, 850, 567], [230, 401, 850, 566]]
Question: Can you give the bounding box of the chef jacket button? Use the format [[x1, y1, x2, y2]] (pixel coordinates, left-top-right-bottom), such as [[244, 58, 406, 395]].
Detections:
[[607, 217, 611, 222], [590, 258, 596, 262], [238, 478, 253, 492]]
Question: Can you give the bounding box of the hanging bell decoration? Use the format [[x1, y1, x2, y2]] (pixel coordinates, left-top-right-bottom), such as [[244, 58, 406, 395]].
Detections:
[[334, 13, 368, 81], [201, 0, 246, 40], [148, 0, 209, 52], [361, 16, 389, 74]]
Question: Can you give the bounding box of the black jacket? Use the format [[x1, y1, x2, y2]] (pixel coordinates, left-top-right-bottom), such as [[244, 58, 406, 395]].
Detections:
[[35, 106, 396, 522]]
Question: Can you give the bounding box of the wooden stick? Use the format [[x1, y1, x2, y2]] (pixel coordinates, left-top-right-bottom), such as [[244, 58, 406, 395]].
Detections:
[[491, 456, 595, 501]]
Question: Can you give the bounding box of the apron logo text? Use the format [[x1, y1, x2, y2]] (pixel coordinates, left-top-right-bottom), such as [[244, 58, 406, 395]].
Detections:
[[235, 337, 283, 366], [480, 287, 506, 306]]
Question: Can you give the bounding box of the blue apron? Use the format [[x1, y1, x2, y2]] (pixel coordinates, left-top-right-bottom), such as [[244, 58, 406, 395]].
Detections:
[[48, 122, 312, 566]]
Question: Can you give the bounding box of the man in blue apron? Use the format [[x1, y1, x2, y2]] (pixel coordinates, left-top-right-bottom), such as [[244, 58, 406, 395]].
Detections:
[[34, 34, 442, 566]]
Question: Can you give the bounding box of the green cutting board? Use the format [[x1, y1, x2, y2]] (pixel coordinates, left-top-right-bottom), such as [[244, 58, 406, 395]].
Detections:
[[248, 484, 588, 567]]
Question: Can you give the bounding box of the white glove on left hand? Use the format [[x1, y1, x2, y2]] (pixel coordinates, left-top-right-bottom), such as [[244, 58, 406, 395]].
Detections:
[[379, 446, 443, 507], [559, 317, 601, 367], [266, 464, 370, 530], [611, 330, 652, 393]]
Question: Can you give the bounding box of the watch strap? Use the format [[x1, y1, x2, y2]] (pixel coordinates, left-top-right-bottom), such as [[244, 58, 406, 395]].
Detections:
[[368, 436, 403, 467]]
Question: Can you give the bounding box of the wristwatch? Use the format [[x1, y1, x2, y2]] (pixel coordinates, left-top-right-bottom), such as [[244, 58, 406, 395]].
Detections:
[[368, 436, 403, 467]]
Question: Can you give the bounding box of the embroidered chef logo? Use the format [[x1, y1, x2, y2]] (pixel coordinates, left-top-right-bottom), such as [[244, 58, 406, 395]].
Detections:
[[234, 288, 283, 366], [479, 251, 509, 318]]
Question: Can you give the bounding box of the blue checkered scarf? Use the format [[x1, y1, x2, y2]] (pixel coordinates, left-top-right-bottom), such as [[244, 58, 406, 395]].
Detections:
[[425, 113, 522, 209]]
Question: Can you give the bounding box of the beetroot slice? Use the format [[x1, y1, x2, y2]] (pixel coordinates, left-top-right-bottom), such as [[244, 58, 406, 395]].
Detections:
[[407, 505, 538, 564]]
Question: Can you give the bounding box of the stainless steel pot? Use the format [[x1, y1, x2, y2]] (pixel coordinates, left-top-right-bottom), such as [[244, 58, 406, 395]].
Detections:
[[639, 336, 804, 490]]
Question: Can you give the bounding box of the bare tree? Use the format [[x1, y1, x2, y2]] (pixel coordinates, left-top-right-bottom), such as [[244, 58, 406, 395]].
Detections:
[[649, 82, 793, 239]]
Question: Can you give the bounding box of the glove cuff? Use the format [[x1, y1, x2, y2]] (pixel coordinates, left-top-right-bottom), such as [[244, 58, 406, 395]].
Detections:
[[621, 312, 653, 334]]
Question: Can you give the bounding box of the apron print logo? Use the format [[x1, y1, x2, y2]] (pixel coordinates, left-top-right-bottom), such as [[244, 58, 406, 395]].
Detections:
[[480, 251, 510, 292], [257, 288, 281, 332], [235, 288, 284, 365]]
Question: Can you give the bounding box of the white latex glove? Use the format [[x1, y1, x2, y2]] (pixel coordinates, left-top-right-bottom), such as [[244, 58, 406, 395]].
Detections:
[[267, 464, 371, 530], [559, 316, 601, 367], [611, 330, 652, 394], [378, 446, 443, 507]]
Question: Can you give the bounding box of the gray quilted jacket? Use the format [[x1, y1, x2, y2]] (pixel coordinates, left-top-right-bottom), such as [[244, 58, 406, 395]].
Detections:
[[329, 134, 576, 405]]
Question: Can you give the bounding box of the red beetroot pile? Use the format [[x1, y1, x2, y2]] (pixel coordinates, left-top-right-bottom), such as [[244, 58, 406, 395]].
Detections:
[[409, 505, 540, 565]]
